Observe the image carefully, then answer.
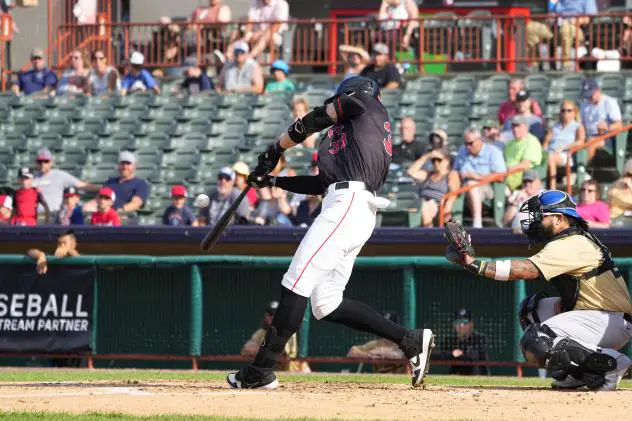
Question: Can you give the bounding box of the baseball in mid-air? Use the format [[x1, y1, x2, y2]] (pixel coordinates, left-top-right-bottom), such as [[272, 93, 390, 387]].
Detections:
[[194, 194, 210, 208]]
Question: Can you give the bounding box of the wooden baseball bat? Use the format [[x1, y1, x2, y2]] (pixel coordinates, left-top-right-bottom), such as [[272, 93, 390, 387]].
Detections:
[[199, 186, 251, 252]]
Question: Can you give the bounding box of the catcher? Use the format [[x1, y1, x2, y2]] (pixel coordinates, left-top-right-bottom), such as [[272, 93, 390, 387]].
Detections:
[[444, 190, 632, 391]]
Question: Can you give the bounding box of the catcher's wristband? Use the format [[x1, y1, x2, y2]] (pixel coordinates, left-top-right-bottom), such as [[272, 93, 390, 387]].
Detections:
[[464, 260, 487, 277]]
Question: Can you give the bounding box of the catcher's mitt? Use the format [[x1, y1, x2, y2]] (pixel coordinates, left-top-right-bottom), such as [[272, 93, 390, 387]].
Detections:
[[443, 220, 476, 260]]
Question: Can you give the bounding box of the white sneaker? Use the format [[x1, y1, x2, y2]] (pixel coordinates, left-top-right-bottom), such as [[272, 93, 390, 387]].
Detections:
[[404, 328, 435, 387], [597, 355, 631, 391]]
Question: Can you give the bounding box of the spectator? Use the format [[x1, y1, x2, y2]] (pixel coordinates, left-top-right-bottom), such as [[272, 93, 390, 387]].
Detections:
[[243, 0, 290, 60], [83, 151, 151, 214], [56, 187, 85, 226], [291, 98, 318, 148], [180, 60, 213, 95], [392, 117, 425, 164], [576, 180, 610, 228], [359, 43, 401, 90], [501, 90, 546, 141], [264, 60, 295, 94], [451, 129, 507, 228], [33, 148, 96, 214], [120, 52, 160, 96], [216, 41, 264, 94], [241, 301, 310, 373], [580, 78, 623, 160], [481, 119, 505, 150], [432, 308, 489, 376], [347, 312, 406, 374], [12, 168, 49, 226], [195, 167, 251, 227], [190, 0, 231, 23], [0, 194, 12, 224], [233, 161, 258, 208], [504, 116, 544, 192], [543, 100, 585, 189], [428, 128, 449, 154], [57, 49, 91, 96], [377, 0, 419, 50], [162, 185, 195, 226], [12, 48, 57, 97], [91, 187, 121, 227], [609, 159, 632, 221], [88, 50, 120, 96], [408, 149, 459, 227], [151, 18, 185, 74], [339, 45, 370, 79], [294, 194, 322, 227], [27, 230, 79, 275], [252, 186, 293, 226], [497, 78, 543, 125], [503, 169, 544, 230]]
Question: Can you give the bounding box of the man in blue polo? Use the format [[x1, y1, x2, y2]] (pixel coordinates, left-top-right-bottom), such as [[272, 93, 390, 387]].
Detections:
[[12, 48, 57, 96], [451, 128, 507, 228], [580, 78, 623, 160], [83, 151, 150, 217]]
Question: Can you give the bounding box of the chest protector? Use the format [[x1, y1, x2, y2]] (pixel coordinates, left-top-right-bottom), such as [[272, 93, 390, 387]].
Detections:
[[548, 228, 618, 312]]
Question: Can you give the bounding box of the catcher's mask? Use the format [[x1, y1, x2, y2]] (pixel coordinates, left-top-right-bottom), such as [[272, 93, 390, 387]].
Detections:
[[519, 190, 583, 244]]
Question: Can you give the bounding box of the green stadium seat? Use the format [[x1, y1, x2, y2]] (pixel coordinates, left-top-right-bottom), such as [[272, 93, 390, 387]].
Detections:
[[134, 166, 163, 183], [251, 107, 288, 122], [178, 119, 211, 137], [89, 150, 120, 166], [132, 132, 169, 151], [162, 150, 200, 168], [103, 118, 139, 137], [0, 146, 17, 167], [26, 133, 63, 152], [81, 165, 115, 184], [0, 133, 26, 149], [0, 164, 9, 184], [80, 105, 114, 121], [33, 118, 71, 137], [96, 133, 133, 151], [46, 95, 87, 109], [63, 132, 98, 150], [56, 148, 89, 168], [162, 167, 194, 184], [2, 120, 35, 137], [70, 118, 106, 137], [142, 104, 183, 122], [114, 93, 154, 108]]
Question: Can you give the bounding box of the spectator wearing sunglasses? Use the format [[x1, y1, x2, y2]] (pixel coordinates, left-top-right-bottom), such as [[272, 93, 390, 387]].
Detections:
[[194, 167, 251, 227], [33, 148, 97, 215], [88, 50, 120, 96], [576, 180, 610, 229], [542, 100, 585, 190], [57, 49, 91, 95]]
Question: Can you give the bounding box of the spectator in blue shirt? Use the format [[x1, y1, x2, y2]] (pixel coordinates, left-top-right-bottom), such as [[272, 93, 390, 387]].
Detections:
[[120, 51, 160, 96], [12, 48, 58, 96], [451, 128, 507, 228], [180, 60, 213, 95], [162, 185, 195, 226], [56, 187, 85, 226], [580, 78, 623, 160], [83, 151, 151, 214]]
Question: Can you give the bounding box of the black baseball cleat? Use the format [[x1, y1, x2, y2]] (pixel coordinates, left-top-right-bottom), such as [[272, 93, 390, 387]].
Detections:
[[400, 328, 435, 387], [226, 366, 279, 390]]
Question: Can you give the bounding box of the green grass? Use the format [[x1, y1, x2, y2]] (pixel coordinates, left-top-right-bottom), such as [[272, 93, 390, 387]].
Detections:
[[0, 368, 629, 389]]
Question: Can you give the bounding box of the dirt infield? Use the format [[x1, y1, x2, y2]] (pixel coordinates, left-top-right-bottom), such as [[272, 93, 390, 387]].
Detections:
[[0, 379, 629, 421]]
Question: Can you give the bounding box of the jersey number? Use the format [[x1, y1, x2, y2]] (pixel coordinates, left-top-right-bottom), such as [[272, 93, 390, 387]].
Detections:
[[383, 122, 392, 157]]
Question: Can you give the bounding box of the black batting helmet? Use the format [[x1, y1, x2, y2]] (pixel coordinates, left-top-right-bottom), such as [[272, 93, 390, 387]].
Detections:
[[335, 76, 380, 99]]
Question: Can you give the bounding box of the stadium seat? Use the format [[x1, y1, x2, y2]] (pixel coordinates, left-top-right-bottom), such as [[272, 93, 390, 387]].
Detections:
[[81, 165, 115, 184], [96, 133, 134, 152], [33, 118, 71, 137]]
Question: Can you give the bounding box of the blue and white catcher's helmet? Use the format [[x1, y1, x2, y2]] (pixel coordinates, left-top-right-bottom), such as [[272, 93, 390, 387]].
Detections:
[[519, 190, 585, 242]]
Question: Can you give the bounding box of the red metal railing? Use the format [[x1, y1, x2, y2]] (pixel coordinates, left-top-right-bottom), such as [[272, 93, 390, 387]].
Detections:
[[45, 13, 632, 73]]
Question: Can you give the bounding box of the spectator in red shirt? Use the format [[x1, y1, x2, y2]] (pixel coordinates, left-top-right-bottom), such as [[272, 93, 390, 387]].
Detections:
[[91, 187, 121, 227], [12, 168, 49, 226], [0, 194, 12, 224], [497, 78, 543, 125]]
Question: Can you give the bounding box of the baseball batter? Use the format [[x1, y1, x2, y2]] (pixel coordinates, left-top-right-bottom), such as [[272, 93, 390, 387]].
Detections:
[[227, 76, 435, 389], [445, 190, 632, 391]]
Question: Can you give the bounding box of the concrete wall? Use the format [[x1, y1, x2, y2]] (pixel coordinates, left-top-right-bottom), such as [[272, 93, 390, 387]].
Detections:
[[130, 0, 251, 22], [10, 1, 54, 70]]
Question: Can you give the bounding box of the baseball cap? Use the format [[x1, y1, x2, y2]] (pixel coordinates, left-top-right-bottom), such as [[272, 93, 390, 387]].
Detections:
[[454, 308, 472, 322], [36, 148, 54, 161], [266, 301, 279, 314], [64, 186, 80, 197], [511, 115, 529, 126], [522, 168, 540, 182], [233, 41, 250, 54], [232, 161, 250, 176], [373, 43, 389, 55], [129, 51, 145, 65], [516, 90, 530, 102], [118, 151, 137, 164], [270, 59, 289, 75], [17, 167, 33, 179], [582, 78, 600, 99], [171, 185, 188, 198], [217, 166, 236, 181], [482, 118, 499, 130], [30, 48, 44, 59], [0, 194, 12, 210], [430, 128, 448, 142], [98, 186, 116, 201]]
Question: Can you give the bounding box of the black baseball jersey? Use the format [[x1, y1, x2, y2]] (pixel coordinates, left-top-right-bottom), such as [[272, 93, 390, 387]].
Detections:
[[432, 331, 489, 375], [316, 92, 392, 192]]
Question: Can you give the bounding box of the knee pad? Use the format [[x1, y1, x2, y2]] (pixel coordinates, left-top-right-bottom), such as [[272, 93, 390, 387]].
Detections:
[[519, 292, 549, 331], [547, 338, 616, 382], [520, 323, 554, 366], [310, 286, 343, 320]]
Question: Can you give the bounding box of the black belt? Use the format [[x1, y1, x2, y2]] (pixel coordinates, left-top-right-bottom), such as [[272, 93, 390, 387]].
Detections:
[[624, 314, 632, 323], [332, 182, 375, 195]]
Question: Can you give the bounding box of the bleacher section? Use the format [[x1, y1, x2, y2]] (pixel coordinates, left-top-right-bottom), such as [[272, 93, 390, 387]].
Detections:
[[1, 72, 629, 226]]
